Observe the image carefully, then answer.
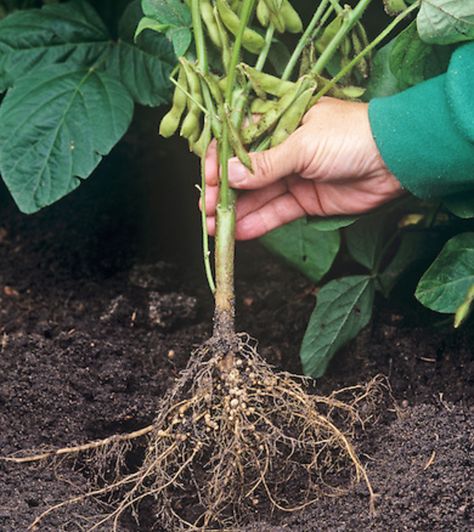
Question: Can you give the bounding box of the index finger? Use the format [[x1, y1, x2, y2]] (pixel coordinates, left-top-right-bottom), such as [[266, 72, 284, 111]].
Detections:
[[204, 139, 219, 186]]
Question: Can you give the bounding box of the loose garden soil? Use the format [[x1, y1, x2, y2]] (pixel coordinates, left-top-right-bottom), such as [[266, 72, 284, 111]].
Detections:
[[0, 121, 472, 531]]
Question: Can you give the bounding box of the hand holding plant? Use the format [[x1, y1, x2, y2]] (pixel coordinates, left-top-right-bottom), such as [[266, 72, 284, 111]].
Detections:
[[204, 97, 404, 239]]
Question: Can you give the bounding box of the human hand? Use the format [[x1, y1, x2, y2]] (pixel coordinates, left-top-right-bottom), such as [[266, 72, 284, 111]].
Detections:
[[203, 97, 404, 240]]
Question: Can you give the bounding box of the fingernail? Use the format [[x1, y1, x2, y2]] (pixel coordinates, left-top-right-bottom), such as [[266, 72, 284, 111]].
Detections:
[[228, 158, 248, 184]]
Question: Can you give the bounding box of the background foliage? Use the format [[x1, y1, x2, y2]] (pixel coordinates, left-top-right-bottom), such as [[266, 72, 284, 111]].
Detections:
[[0, 0, 473, 377]]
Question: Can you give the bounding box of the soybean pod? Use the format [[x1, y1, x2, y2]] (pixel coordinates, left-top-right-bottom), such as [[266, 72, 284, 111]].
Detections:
[[250, 98, 278, 114], [213, 5, 232, 71], [191, 117, 212, 158], [216, 0, 265, 54], [201, 0, 222, 49], [241, 65, 296, 98], [280, 0, 303, 33], [242, 78, 312, 144], [225, 112, 253, 171], [159, 65, 188, 138], [180, 59, 203, 143], [256, 0, 270, 27], [271, 86, 314, 147], [262, 0, 285, 33]]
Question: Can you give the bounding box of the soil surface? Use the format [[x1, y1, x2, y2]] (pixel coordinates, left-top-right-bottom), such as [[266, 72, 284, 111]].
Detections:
[[0, 126, 472, 531]]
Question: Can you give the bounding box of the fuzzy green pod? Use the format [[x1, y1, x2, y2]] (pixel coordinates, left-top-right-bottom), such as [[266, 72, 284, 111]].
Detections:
[[299, 44, 315, 77], [262, 0, 285, 33], [180, 59, 203, 143], [216, 0, 265, 54], [241, 65, 296, 97], [191, 118, 212, 158], [181, 111, 201, 143], [271, 86, 314, 147], [350, 30, 369, 78], [256, 0, 270, 27], [225, 113, 253, 171], [202, 72, 224, 106], [159, 65, 188, 138], [213, 5, 232, 69], [201, 0, 222, 49], [250, 98, 278, 114], [242, 79, 311, 144], [280, 0, 303, 33]]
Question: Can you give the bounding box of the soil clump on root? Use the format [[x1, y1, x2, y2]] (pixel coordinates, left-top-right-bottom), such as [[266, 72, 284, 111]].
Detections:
[[7, 333, 381, 531]]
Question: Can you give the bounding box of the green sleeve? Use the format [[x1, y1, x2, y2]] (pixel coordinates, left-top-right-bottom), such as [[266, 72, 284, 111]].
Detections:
[[368, 41, 474, 199]]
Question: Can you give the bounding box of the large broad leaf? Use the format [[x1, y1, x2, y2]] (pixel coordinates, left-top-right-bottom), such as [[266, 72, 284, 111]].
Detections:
[[106, 0, 175, 106], [389, 21, 451, 88], [260, 218, 340, 283], [300, 275, 375, 378], [416, 232, 474, 313], [139, 0, 192, 57], [0, 0, 109, 91], [417, 0, 474, 45], [364, 40, 401, 99], [443, 192, 474, 219], [0, 64, 133, 213], [345, 212, 391, 272]]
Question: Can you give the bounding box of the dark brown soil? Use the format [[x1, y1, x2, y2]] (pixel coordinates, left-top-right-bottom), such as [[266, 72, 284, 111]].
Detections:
[[0, 125, 472, 531]]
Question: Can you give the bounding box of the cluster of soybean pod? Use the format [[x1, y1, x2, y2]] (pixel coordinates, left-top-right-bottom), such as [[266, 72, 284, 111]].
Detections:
[[159, 0, 376, 171]]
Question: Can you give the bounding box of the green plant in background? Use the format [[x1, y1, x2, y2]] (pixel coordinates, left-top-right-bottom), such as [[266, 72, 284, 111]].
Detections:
[[0, 0, 174, 213], [0, 0, 473, 380], [260, 0, 474, 376]]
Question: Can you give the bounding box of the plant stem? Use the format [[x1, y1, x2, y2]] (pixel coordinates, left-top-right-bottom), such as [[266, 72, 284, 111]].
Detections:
[[255, 25, 275, 71], [191, 0, 220, 136], [282, 0, 330, 81], [200, 150, 216, 294], [311, 0, 373, 76], [213, 0, 256, 336], [312, 1, 420, 102]]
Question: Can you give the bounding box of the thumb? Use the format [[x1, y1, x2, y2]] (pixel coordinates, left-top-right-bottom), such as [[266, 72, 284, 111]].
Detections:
[[227, 135, 302, 190]]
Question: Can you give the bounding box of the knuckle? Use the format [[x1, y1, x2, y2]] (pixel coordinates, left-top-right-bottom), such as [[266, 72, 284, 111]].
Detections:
[[254, 151, 274, 182]]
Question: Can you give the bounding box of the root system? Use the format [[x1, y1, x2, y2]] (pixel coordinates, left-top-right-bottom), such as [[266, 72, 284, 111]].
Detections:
[[4, 333, 383, 530]]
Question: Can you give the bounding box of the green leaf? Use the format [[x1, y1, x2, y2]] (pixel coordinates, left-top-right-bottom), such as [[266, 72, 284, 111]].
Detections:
[[364, 40, 401, 99], [389, 21, 451, 88], [443, 192, 474, 219], [417, 0, 474, 45], [309, 215, 357, 232], [0, 0, 109, 91], [416, 232, 474, 313], [260, 218, 340, 283], [0, 64, 133, 213], [140, 0, 192, 57], [107, 0, 175, 106], [345, 212, 390, 271], [300, 275, 375, 378]]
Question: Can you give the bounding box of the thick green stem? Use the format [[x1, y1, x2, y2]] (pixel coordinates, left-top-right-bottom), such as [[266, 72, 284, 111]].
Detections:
[[213, 204, 236, 336], [311, 0, 373, 76], [282, 0, 330, 81], [213, 0, 256, 335]]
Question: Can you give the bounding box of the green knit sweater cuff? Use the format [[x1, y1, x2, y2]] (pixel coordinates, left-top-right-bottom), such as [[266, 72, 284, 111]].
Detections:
[[368, 74, 474, 200]]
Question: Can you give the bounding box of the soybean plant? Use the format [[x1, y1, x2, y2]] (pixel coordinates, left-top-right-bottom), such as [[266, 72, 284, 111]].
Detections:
[[5, 1, 419, 529]]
